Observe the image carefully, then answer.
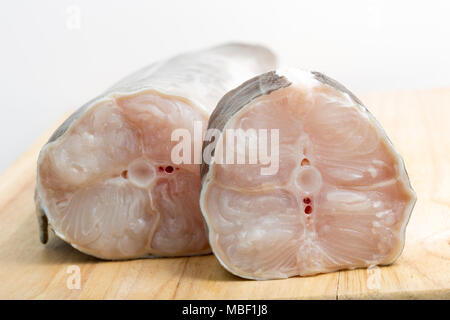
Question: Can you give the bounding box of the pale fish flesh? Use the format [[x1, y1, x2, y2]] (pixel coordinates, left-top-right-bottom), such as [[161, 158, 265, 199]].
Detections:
[[35, 43, 277, 259], [200, 69, 417, 280]]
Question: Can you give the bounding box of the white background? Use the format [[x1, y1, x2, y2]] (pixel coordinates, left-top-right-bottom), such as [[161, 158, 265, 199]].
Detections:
[[1, 0, 449, 173]]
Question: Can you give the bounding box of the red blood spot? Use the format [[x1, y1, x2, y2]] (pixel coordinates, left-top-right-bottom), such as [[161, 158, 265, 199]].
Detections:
[[175, 167, 179, 170], [301, 158, 310, 166], [303, 197, 311, 204], [165, 166, 174, 173], [304, 205, 312, 214], [121, 170, 128, 179], [158, 166, 164, 172]]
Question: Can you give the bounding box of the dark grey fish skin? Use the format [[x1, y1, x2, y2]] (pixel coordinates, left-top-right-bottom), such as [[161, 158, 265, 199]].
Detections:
[[36, 205, 48, 244], [200, 71, 291, 179], [311, 71, 364, 107]]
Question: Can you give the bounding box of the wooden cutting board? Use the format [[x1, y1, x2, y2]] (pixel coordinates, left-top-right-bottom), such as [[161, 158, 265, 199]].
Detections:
[[0, 87, 449, 300]]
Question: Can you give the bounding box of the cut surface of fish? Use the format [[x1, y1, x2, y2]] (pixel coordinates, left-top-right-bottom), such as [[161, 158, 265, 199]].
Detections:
[[35, 43, 276, 259], [200, 69, 416, 280]]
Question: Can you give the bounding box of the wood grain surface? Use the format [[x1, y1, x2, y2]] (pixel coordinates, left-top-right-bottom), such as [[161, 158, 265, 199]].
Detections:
[[0, 87, 449, 299]]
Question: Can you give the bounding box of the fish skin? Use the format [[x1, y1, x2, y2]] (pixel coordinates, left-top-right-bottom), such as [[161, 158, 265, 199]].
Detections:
[[311, 71, 364, 107], [35, 43, 277, 258], [48, 43, 277, 144], [200, 69, 417, 280]]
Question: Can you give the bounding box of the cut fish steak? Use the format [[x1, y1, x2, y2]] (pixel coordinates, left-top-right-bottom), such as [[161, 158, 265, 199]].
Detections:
[[35, 43, 276, 259], [200, 69, 417, 280]]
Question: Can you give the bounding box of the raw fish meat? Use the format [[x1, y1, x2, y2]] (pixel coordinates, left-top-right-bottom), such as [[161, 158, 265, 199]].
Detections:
[[35, 43, 276, 259], [200, 69, 416, 279]]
